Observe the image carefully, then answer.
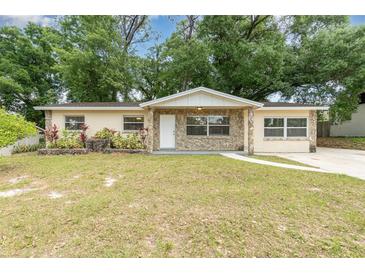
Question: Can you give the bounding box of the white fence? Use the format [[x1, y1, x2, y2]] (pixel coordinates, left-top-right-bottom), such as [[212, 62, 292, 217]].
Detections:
[[0, 135, 40, 156]]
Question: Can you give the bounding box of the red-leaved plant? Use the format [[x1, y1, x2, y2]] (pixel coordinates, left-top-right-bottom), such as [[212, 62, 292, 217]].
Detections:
[[79, 124, 89, 146], [45, 124, 59, 147]]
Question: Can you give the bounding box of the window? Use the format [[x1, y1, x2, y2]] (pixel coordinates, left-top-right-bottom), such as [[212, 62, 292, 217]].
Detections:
[[123, 116, 144, 131], [264, 117, 308, 138], [208, 116, 230, 136], [287, 118, 307, 137], [187, 116, 229, 136], [187, 116, 207, 135], [264, 118, 284, 137], [65, 116, 85, 130]]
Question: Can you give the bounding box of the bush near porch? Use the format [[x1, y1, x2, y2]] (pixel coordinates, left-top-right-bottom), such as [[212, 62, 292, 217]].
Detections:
[[0, 108, 37, 148], [0, 153, 364, 257], [317, 137, 365, 150]]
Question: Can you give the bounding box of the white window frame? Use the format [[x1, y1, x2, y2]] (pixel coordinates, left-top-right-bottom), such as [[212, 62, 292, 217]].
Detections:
[[122, 115, 145, 132], [286, 117, 308, 138], [186, 115, 230, 136], [263, 117, 285, 137], [264, 117, 308, 138], [64, 115, 85, 131]]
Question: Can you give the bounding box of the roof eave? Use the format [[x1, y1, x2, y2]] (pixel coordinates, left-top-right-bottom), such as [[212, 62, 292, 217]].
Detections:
[[259, 106, 330, 111], [140, 87, 264, 108], [34, 106, 144, 111]]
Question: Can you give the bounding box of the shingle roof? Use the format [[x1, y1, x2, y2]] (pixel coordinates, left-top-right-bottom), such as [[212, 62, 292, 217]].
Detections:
[[35, 100, 328, 110], [38, 102, 141, 108]]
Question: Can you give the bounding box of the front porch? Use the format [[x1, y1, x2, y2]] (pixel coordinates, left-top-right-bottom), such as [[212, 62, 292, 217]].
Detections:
[[145, 107, 255, 154], [140, 87, 261, 155]]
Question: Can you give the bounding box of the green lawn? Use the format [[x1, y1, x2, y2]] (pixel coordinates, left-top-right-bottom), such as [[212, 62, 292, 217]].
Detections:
[[0, 153, 364, 257], [252, 155, 317, 168]]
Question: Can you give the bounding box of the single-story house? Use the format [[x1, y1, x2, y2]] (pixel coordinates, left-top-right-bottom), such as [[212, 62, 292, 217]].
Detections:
[[330, 92, 365, 137], [34, 87, 328, 154]]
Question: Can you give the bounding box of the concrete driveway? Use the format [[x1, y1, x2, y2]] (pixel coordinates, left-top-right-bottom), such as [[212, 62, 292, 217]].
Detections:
[[259, 147, 365, 180]]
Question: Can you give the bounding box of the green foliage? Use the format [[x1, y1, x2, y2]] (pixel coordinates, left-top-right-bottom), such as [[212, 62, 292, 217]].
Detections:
[[0, 23, 61, 124], [133, 46, 166, 100], [111, 133, 145, 149], [199, 16, 287, 100], [56, 16, 132, 102], [48, 130, 83, 149], [159, 31, 213, 95], [94, 128, 116, 139], [281, 19, 365, 122], [0, 15, 363, 123], [12, 143, 45, 154], [0, 108, 37, 148]]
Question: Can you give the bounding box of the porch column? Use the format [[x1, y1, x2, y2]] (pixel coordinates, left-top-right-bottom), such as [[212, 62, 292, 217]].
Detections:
[[146, 108, 154, 153], [309, 110, 317, 153], [45, 110, 52, 129], [248, 107, 254, 155]]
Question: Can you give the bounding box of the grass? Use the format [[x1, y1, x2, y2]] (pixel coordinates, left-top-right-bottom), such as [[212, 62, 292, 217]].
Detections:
[[0, 153, 364, 258], [318, 137, 365, 150], [252, 155, 317, 168]]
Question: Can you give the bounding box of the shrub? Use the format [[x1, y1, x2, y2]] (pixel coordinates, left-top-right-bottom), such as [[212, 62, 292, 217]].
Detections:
[[79, 124, 89, 144], [48, 130, 84, 149], [45, 124, 59, 146], [94, 128, 116, 139], [12, 143, 46, 154], [0, 108, 37, 148], [111, 133, 145, 149]]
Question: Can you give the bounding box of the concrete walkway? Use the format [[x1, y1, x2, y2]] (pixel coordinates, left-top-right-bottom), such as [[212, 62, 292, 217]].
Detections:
[[257, 147, 365, 180], [220, 153, 333, 174], [152, 150, 246, 155]]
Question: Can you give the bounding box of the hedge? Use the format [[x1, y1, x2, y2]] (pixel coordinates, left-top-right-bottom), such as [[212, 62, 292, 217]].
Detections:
[[0, 108, 37, 148]]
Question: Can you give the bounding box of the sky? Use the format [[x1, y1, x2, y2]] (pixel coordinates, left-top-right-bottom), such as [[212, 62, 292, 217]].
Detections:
[[0, 15, 364, 56]]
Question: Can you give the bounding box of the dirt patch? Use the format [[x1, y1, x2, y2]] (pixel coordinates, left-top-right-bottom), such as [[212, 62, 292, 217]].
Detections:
[[0, 188, 35, 198], [48, 191, 64, 199], [8, 175, 29, 184], [318, 137, 365, 150], [104, 177, 116, 187], [308, 187, 322, 192]]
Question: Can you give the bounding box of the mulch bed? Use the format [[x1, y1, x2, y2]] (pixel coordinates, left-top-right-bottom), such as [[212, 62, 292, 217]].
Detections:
[[38, 148, 89, 155], [103, 148, 147, 154], [317, 137, 365, 150]]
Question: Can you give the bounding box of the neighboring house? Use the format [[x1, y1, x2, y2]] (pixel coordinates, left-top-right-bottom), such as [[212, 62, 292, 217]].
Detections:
[[34, 87, 328, 154], [330, 93, 365, 137]]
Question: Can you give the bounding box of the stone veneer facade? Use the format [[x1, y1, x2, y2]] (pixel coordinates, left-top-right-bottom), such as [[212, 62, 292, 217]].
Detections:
[[309, 110, 317, 152], [45, 110, 52, 129], [148, 109, 245, 151]]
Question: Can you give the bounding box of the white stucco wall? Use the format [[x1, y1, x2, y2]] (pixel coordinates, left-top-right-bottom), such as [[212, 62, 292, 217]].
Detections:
[[51, 110, 147, 136], [253, 109, 311, 153], [330, 104, 365, 137], [50, 108, 313, 152]]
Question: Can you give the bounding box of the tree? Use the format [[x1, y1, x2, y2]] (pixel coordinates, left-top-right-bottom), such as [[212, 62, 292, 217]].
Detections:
[[56, 16, 132, 102], [198, 16, 287, 100], [133, 45, 166, 100], [0, 23, 60, 124], [157, 16, 213, 96], [115, 15, 151, 53], [280, 16, 365, 122]]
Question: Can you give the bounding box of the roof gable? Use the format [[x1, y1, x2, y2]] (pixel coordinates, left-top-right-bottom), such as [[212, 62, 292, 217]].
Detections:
[[139, 87, 264, 108]]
